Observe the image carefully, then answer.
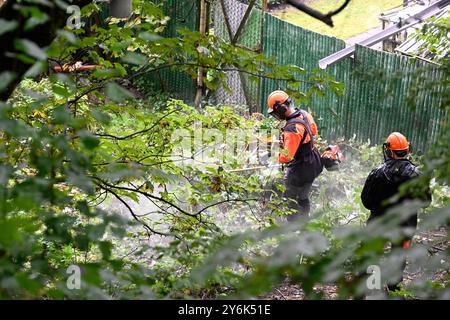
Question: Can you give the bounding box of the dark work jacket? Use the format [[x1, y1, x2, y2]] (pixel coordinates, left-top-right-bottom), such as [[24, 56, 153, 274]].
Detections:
[[283, 110, 323, 186], [361, 159, 429, 228]]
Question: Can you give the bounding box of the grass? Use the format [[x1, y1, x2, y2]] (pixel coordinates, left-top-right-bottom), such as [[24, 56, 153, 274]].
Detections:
[[271, 0, 403, 40]]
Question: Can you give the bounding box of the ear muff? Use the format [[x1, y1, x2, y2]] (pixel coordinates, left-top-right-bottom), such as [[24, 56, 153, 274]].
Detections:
[[272, 97, 292, 119], [273, 100, 287, 115], [383, 142, 393, 160]]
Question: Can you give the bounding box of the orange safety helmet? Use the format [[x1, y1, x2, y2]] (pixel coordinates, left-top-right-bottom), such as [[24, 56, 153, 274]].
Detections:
[[386, 132, 409, 150], [383, 132, 410, 159], [267, 90, 291, 120]]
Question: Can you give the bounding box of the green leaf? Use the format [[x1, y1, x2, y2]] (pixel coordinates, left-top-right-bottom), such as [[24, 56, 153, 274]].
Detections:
[[15, 39, 47, 60], [57, 30, 79, 44], [24, 13, 49, 31], [122, 52, 148, 65], [0, 19, 18, 36], [52, 84, 72, 98], [139, 32, 163, 42], [25, 61, 48, 77], [105, 82, 135, 102], [91, 109, 112, 124], [73, 235, 90, 251], [78, 130, 100, 150], [99, 241, 113, 260], [0, 218, 23, 247], [0, 72, 16, 92]]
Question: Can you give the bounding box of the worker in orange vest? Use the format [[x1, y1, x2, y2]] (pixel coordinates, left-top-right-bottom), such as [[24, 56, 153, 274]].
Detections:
[[267, 90, 323, 221]]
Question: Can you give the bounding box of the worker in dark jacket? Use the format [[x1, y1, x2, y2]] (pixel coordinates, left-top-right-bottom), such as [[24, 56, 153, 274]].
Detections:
[[267, 90, 323, 221], [361, 132, 431, 291]]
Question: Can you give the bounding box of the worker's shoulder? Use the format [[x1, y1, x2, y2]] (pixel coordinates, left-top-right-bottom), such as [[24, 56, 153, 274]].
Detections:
[[300, 109, 316, 123], [284, 122, 305, 134], [284, 114, 305, 130], [365, 163, 388, 182], [399, 160, 421, 178], [368, 165, 384, 177], [301, 109, 313, 117], [379, 159, 420, 184], [386, 159, 419, 176]]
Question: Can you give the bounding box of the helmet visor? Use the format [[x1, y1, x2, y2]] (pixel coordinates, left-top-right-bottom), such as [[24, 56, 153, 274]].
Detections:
[[269, 109, 282, 120]]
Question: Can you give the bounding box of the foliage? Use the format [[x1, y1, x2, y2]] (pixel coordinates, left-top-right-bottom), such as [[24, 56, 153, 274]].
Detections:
[[0, 0, 448, 300], [416, 13, 450, 63], [0, 0, 340, 298]]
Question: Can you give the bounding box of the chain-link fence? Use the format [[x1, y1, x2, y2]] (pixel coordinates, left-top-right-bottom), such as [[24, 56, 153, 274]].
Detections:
[[212, 0, 265, 113]]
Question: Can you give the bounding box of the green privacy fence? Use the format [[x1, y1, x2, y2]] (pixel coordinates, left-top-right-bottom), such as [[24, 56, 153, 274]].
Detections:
[[259, 13, 446, 152], [152, 0, 446, 152], [261, 13, 348, 140], [342, 45, 446, 152], [138, 0, 197, 101]]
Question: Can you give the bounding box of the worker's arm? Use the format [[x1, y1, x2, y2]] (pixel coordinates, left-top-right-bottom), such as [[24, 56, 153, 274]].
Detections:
[[278, 125, 304, 163]]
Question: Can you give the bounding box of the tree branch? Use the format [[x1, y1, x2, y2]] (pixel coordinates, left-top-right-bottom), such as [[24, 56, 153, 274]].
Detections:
[[94, 107, 181, 140], [96, 182, 171, 237], [194, 198, 257, 216], [92, 176, 198, 218], [131, 62, 316, 85], [93, 176, 258, 225], [287, 0, 351, 27], [64, 60, 315, 108]]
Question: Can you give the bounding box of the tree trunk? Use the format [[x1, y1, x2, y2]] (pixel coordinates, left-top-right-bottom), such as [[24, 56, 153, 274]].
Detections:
[[194, 0, 208, 108], [110, 0, 133, 18]]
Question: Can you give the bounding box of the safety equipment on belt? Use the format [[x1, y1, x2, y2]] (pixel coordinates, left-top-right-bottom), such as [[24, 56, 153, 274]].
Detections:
[[383, 132, 410, 161], [321, 145, 344, 171], [267, 90, 292, 120]]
